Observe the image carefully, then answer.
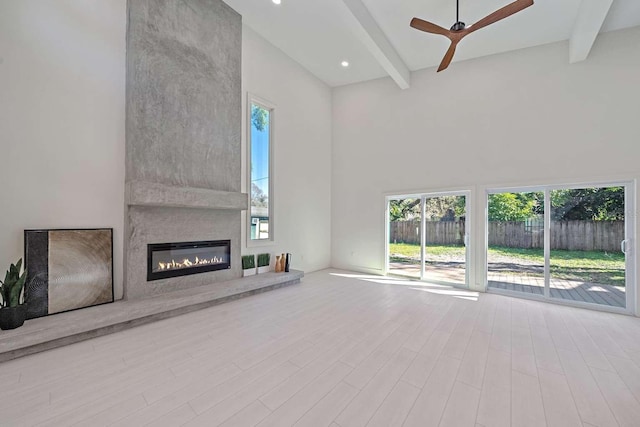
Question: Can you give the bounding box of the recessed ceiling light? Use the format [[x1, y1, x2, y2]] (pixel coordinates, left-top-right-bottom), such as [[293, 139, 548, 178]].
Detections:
[[341, 61, 350, 67], [272, 0, 281, 4]]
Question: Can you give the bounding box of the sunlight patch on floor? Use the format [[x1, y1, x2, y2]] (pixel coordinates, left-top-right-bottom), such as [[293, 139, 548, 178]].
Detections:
[[329, 272, 479, 301]]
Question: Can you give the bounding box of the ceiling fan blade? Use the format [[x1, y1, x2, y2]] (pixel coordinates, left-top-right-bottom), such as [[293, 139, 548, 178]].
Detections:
[[410, 17, 451, 37], [467, 0, 534, 34], [437, 42, 458, 72]]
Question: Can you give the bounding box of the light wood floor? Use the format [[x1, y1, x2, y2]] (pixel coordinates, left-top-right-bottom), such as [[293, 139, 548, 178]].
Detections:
[[2, 269, 640, 426]]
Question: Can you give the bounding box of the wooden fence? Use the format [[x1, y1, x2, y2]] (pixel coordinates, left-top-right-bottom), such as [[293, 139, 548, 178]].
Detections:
[[390, 221, 465, 246], [389, 220, 625, 252]]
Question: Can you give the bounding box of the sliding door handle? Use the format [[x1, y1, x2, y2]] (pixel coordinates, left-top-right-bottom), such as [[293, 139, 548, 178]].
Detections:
[[621, 240, 628, 254]]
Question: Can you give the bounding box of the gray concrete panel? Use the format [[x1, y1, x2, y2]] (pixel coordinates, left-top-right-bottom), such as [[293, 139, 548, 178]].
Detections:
[[126, 0, 242, 191]]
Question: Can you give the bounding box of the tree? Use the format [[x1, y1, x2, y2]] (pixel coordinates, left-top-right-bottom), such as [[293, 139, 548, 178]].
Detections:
[[389, 199, 420, 221], [551, 187, 624, 220], [251, 105, 269, 132], [390, 196, 466, 222], [488, 193, 537, 221], [424, 196, 465, 221], [251, 183, 268, 208]]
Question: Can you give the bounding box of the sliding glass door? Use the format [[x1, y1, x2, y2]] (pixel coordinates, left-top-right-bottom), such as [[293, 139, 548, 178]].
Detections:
[[487, 191, 545, 295], [387, 196, 421, 279], [422, 195, 467, 286], [487, 184, 633, 311], [387, 192, 469, 287], [549, 187, 627, 308]]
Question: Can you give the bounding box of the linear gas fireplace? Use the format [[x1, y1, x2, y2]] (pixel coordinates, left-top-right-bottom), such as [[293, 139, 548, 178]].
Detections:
[[147, 240, 231, 281]]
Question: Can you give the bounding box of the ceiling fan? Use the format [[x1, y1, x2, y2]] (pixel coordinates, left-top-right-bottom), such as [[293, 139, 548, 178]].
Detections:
[[411, 0, 534, 72]]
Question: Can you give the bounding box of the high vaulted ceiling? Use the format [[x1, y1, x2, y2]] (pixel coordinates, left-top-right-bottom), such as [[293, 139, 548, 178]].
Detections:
[[224, 0, 640, 88]]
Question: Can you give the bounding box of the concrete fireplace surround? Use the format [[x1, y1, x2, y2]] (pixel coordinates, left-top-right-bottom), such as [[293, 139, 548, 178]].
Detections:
[[124, 0, 246, 300]]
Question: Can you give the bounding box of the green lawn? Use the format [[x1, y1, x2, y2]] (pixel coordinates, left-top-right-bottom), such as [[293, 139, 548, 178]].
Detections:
[[388, 243, 464, 259], [388, 243, 625, 287]]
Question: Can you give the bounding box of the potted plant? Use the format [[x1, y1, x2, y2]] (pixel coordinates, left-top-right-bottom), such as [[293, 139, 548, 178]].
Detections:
[[256, 253, 270, 274], [0, 259, 28, 330], [242, 255, 256, 277]]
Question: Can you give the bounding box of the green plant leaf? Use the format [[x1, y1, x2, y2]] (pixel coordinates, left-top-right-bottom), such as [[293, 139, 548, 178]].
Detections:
[[1, 260, 27, 307], [9, 271, 27, 306], [257, 253, 270, 267], [8, 285, 19, 306], [242, 255, 256, 269], [1, 287, 7, 308]]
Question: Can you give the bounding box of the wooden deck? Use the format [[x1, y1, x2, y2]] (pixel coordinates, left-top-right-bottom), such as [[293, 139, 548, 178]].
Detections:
[[388, 262, 626, 308], [488, 274, 626, 308]]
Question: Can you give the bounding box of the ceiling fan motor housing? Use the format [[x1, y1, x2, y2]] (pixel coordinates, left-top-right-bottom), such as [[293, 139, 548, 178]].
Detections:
[[450, 21, 466, 31]]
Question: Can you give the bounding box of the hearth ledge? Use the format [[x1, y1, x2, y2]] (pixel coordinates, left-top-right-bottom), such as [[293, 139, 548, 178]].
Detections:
[[0, 270, 303, 362], [126, 181, 248, 210]]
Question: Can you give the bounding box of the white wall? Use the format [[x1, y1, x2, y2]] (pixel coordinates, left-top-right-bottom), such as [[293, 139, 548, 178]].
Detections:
[[241, 26, 333, 272], [332, 27, 640, 313], [0, 1, 126, 297]]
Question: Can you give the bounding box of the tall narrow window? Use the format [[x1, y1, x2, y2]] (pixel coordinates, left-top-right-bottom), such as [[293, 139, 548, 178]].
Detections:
[[248, 98, 274, 242]]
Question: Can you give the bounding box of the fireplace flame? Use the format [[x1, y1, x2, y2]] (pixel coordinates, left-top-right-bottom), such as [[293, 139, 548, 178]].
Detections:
[[157, 256, 224, 271]]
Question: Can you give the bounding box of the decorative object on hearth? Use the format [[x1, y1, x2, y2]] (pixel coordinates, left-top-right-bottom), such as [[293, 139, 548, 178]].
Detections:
[[0, 259, 28, 330], [285, 253, 291, 273], [279, 253, 286, 273], [411, 0, 534, 72], [257, 253, 271, 274], [24, 228, 114, 319], [275, 255, 282, 273], [242, 255, 256, 277]]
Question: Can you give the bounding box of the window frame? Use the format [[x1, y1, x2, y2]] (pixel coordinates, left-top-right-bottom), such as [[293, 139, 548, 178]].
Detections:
[[247, 94, 276, 247]]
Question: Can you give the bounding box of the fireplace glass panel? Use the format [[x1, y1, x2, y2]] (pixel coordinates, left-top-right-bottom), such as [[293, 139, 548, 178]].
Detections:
[[147, 240, 231, 281]]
